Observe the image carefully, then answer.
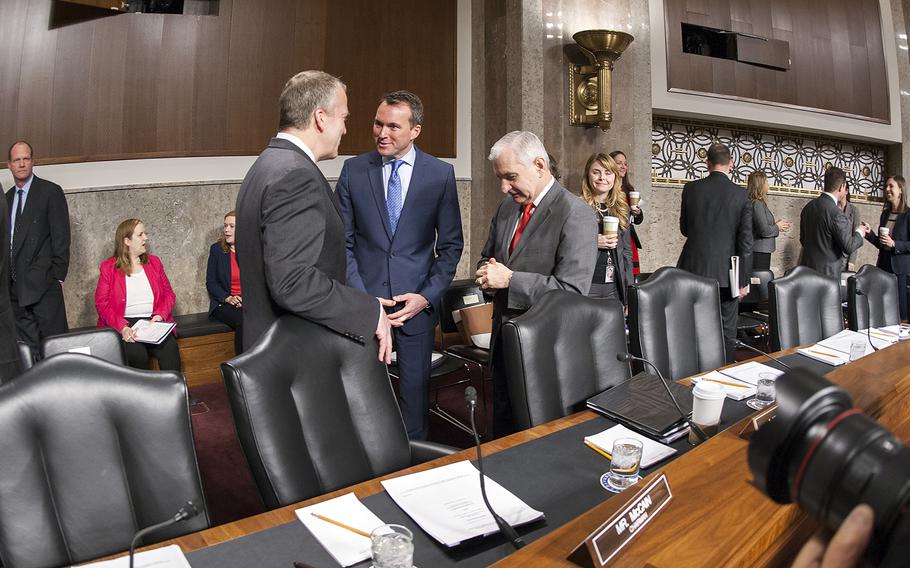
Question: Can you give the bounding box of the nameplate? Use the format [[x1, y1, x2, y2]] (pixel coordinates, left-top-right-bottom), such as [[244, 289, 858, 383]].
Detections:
[[462, 293, 480, 305], [739, 404, 777, 440], [568, 474, 673, 567], [750, 277, 761, 285]]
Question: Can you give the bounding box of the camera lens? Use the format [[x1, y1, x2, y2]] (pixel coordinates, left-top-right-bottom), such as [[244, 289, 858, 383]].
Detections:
[[748, 369, 910, 563]]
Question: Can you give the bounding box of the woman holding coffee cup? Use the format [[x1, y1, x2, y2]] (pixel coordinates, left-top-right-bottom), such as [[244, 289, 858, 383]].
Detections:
[[581, 153, 633, 303], [747, 171, 790, 271], [610, 150, 643, 277], [865, 175, 910, 320]]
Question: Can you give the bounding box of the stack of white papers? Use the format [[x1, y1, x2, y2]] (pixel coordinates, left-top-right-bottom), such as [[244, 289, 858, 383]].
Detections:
[[296, 493, 385, 567], [380, 460, 543, 547], [860, 328, 901, 347], [877, 324, 910, 339], [131, 320, 176, 345], [74, 545, 190, 567], [797, 344, 850, 366], [718, 361, 784, 386], [584, 424, 677, 468], [691, 371, 755, 401]]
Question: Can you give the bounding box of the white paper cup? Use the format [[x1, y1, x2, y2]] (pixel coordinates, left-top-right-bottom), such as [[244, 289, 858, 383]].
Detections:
[[601, 215, 619, 237], [692, 381, 726, 428], [629, 191, 641, 206], [880, 227, 891, 238]]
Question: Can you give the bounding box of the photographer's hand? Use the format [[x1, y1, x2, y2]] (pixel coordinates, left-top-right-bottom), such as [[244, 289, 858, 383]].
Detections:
[[792, 504, 874, 568]]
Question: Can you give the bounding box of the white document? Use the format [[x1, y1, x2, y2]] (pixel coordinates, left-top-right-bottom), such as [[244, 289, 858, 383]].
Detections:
[[860, 327, 900, 348], [73, 545, 190, 568], [131, 320, 176, 345], [380, 460, 544, 547], [718, 361, 784, 386], [692, 370, 756, 401], [470, 333, 491, 349], [817, 329, 888, 357], [296, 493, 385, 567], [584, 424, 677, 468], [728, 256, 740, 291], [796, 344, 849, 366]]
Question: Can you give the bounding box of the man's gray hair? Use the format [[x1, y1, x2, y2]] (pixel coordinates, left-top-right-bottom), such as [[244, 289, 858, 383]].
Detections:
[[488, 131, 550, 169], [279, 70, 345, 131]]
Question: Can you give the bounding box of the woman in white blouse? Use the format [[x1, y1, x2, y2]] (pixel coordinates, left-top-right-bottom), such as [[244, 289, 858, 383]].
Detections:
[[94, 218, 181, 371]]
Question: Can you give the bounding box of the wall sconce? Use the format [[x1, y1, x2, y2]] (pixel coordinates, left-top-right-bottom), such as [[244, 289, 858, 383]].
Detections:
[[568, 30, 634, 131]]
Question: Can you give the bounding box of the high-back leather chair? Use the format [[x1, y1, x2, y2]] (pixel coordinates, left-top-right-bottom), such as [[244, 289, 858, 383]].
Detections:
[[740, 269, 775, 310], [41, 328, 126, 365], [769, 266, 843, 351], [221, 315, 454, 510], [501, 290, 630, 430], [16, 340, 34, 374], [0, 354, 208, 568], [847, 265, 901, 331], [628, 267, 726, 380]]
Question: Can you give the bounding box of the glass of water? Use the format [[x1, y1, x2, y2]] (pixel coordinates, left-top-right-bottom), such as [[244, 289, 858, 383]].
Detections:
[[370, 524, 414, 568], [747, 376, 777, 410], [604, 438, 643, 493], [849, 339, 867, 362]]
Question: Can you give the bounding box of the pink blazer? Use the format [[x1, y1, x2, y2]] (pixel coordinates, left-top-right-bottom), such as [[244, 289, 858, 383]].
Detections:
[[95, 255, 176, 333]]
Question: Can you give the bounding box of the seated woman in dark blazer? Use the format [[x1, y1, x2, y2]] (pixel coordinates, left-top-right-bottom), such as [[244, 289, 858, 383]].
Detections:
[[206, 210, 242, 353], [865, 175, 910, 320], [94, 218, 181, 371]]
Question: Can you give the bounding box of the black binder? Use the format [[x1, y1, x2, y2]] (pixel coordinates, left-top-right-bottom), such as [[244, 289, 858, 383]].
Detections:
[[586, 372, 694, 441]]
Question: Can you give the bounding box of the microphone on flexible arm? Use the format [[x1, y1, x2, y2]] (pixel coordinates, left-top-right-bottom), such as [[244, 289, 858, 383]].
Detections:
[[854, 288, 880, 352], [464, 386, 525, 549], [733, 339, 793, 369], [615, 353, 708, 443], [129, 501, 201, 568]]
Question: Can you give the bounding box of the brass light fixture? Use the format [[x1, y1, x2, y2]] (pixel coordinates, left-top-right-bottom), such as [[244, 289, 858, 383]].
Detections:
[[568, 30, 634, 131]]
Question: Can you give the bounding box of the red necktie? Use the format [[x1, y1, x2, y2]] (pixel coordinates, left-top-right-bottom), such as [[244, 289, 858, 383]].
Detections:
[[509, 202, 535, 255]]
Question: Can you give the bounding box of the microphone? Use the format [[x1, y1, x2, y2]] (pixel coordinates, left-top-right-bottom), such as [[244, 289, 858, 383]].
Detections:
[[464, 386, 524, 549], [616, 353, 708, 443], [854, 289, 879, 352], [733, 339, 792, 369], [129, 501, 201, 568]]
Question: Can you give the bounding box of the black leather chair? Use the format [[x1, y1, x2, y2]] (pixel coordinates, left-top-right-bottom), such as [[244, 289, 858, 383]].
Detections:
[[501, 290, 630, 430], [40, 327, 126, 365], [847, 265, 901, 331], [221, 314, 455, 510], [628, 267, 726, 380], [16, 340, 34, 374], [737, 269, 774, 344], [769, 266, 843, 351], [0, 354, 208, 568]]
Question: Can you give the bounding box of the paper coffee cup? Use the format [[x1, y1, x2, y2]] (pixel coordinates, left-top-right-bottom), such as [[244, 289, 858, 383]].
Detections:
[[692, 381, 726, 428], [601, 216, 619, 237], [880, 227, 890, 238], [629, 191, 641, 206]]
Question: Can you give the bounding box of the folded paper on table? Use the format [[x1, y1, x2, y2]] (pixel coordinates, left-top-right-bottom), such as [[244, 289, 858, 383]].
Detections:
[[692, 371, 756, 401], [796, 344, 849, 366], [296, 492, 385, 567], [584, 424, 677, 468], [73, 545, 190, 568], [718, 361, 784, 386], [380, 460, 543, 547]]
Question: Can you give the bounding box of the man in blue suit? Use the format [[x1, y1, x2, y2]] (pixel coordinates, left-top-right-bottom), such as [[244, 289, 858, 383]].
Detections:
[[337, 91, 463, 440]]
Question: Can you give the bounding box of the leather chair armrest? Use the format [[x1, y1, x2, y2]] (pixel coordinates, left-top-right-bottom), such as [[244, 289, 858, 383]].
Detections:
[[408, 440, 458, 464]]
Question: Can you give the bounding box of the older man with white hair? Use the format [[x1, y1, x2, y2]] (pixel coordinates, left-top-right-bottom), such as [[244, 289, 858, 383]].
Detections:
[[476, 130, 597, 436]]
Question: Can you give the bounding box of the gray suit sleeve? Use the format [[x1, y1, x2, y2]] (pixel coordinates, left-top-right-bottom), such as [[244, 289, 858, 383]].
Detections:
[[508, 202, 597, 307], [262, 168, 378, 342], [752, 201, 779, 239]]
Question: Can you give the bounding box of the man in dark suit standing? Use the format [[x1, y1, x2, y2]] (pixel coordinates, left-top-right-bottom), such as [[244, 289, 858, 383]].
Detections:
[[799, 166, 869, 278], [677, 143, 752, 362], [476, 131, 597, 437], [337, 91, 463, 440], [6, 141, 70, 348], [235, 71, 392, 361]]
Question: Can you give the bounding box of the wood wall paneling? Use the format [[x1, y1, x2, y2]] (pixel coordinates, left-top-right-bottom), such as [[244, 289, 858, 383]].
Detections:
[[665, 0, 889, 122], [0, 0, 457, 166]]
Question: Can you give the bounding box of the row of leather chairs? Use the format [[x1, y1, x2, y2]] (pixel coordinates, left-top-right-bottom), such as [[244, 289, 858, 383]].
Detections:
[[498, 264, 902, 431]]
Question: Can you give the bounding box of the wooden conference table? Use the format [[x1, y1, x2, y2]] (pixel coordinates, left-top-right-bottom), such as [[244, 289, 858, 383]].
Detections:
[[140, 341, 910, 567]]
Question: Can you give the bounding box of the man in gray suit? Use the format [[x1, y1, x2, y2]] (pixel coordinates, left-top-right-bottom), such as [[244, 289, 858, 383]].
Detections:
[[475, 131, 597, 437], [799, 166, 869, 278], [235, 70, 392, 361]]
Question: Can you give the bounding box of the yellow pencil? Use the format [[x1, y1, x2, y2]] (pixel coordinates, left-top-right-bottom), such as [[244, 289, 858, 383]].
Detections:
[[703, 378, 750, 389], [808, 349, 841, 360], [310, 512, 372, 538], [584, 440, 612, 460]]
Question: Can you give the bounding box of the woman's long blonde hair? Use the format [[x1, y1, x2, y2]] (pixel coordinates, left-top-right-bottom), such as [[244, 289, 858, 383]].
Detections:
[[747, 171, 769, 204], [581, 153, 629, 230]]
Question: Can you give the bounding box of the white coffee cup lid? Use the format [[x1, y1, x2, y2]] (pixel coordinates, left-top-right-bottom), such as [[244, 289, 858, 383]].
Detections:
[[629, 191, 640, 196], [693, 381, 727, 400], [604, 215, 619, 222]]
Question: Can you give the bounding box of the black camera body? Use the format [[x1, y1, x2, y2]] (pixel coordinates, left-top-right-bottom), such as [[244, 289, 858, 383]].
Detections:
[[747, 369, 910, 566]]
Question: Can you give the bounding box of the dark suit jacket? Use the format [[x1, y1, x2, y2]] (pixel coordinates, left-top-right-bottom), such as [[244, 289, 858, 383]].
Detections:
[[798, 193, 863, 278], [678, 171, 753, 288], [235, 137, 379, 348], [865, 207, 910, 276], [336, 147, 463, 336], [6, 176, 70, 307], [0, 195, 19, 382], [479, 181, 597, 348], [205, 242, 232, 315]]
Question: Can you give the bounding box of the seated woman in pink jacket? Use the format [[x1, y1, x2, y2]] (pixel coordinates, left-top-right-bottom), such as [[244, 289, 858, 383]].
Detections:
[[94, 218, 181, 371]]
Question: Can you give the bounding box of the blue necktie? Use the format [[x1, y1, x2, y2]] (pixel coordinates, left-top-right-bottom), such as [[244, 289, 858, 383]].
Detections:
[[386, 159, 404, 234]]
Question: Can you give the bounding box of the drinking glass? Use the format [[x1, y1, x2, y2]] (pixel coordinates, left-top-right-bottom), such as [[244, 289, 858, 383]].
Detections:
[[603, 438, 643, 492], [747, 377, 776, 410], [370, 524, 414, 568]]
